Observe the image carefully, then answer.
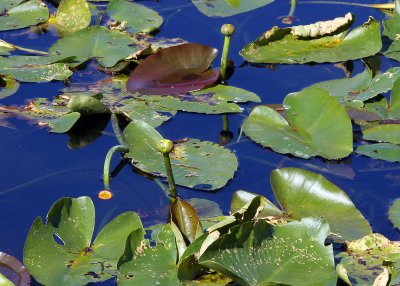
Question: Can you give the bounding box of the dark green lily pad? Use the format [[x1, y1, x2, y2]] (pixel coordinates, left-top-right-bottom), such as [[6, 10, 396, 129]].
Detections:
[[0, 56, 72, 82], [363, 124, 400, 145], [192, 0, 275, 17], [336, 233, 400, 285], [356, 143, 400, 162], [389, 198, 400, 230], [23, 196, 143, 286], [0, 0, 49, 31], [48, 26, 138, 67], [122, 120, 238, 190], [241, 14, 381, 64], [200, 218, 337, 286], [117, 224, 180, 286], [106, 0, 163, 34], [242, 87, 353, 159], [270, 168, 372, 240], [55, 0, 91, 35], [0, 75, 19, 99]]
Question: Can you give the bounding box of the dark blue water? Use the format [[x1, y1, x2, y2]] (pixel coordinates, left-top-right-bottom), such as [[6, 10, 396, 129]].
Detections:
[[1, 1, 400, 284]]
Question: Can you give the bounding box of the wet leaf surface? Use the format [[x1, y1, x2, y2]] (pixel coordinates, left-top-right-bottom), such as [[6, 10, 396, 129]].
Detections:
[[55, 0, 91, 35], [356, 143, 400, 162], [230, 190, 283, 217], [382, 0, 400, 63], [191, 0, 275, 17]]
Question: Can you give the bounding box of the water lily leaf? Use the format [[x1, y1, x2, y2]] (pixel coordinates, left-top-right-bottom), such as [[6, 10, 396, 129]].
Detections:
[[0, 0, 49, 31], [127, 43, 219, 95], [230, 190, 283, 217], [363, 124, 400, 144], [47, 112, 81, 133], [242, 87, 353, 159], [117, 224, 180, 286], [199, 217, 337, 286], [23, 196, 143, 286], [191, 0, 274, 17], [169, 198, 203, 244], [382, 0, 400, 63], [55, 0, 91, 35], [356, 143, 400, 162], [336, 233, 400, 285], [122, 120, 238, 190], [0, 56, 72, 82], [106, 0, 163, 34], [0, 75, 19, 99], [241, 14, 381, 64], [67, 94, 110, 115], [48, 26, 138, 67], [389, 198, 400, 230], [310, 67, 400, 104], [187, 198, 223, 219], [271, 168, 372, 240], [0, 252, 30, 286]]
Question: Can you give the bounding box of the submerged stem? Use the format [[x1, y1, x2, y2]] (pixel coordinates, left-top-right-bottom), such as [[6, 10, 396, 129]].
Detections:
[[111, 113, 124, 145], [103, 145, 129, 190]]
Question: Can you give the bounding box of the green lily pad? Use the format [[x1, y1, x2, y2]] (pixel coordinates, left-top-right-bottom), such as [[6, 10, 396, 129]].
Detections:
[[0, 75, 19, 99], [67, 94, 110, 115], [48, 26, 138, 67], [47, 112, 81, 133], [270, 168, 372, 240], [242, 87, 353, 159], [382, 0, 400, 63], [363, 124, 400, 144], [55, 0, 91, 35], [230, 190, 283, 217], [117, 224, 180, 286], [106, 0, 163, 34], [389, 198, 400, 230], [122, 120, 238, 190], [336, 233, 400, 285], [0, 0, 49, 31], [199, 217, 337, 286], [191, 0, 275, 17], [240, 14, 381, 64], [356, 143, 400, 162], [23, 196, 143, 286], [310, 67, 400, 104], [0, 56, 72, 82]]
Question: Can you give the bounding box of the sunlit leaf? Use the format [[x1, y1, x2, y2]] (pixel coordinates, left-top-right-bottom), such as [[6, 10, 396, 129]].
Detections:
[[55, 0, 91, 35], [270, 168, 372, 240], [0, 75, 19, 99], [127, 43, 219, 95], [199, 218, 337, 286], [242, 87, 353, 159], [382, 0, 400, 63], [192, 0, 275, 17], [389, 198, 400, 230], [23, 196, 143, 286], [106, 0, 163, 34], [67, 94, 110, 115], [356, 143, 400, 162], [241, 14, 381, 64], [230, 190, 283, 217], [363, 124, 400, 144], [0, 0, 49, 31], [122, 120, 238, 190]]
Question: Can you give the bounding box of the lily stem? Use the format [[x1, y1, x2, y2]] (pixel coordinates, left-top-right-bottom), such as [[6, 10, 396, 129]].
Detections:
[[103, 145, 129, 190], [220, 24, 235, 82], [163, 153, 177, 199], [111, 113, 124, 145]]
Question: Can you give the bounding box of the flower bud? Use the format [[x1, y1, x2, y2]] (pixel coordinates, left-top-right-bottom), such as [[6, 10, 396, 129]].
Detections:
[[221, 24, 235, 37], [156, 139, 174, 154]]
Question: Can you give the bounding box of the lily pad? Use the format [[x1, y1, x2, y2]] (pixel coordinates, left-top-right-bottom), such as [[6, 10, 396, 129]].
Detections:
[[356, 143, 400, 162], [363, 124, 400, 145], [382, 0, 400, 63], [55, 0, 91, 35], [0, 75, 19, 99], [199, 218, 337, 286], [0, 0, 49, 31], [0, 56, 72, 82], [23, 196, 143, 286], [191, 0, 275, 17], [270, 168, 372, 240], [127, 43, 219, 95], [122, 120, 238, 190], [230, 190, 283, 217], [389, 198, 400, 230], [242, 87, 353, 159], [240, 14, 381, 64], [48, 26, 138, 67], [106, 0, 163, 34]]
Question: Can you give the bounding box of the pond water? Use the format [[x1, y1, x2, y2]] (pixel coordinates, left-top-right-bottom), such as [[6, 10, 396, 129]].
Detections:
[[1, 0, 400, 285]]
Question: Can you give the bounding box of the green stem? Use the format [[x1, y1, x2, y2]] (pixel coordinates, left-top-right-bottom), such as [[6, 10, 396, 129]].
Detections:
[[222, 114, 229, 131], [111, 113, 124, 145], [163, 153, 177, 199], [282, 0, 296, 24], [220, 36, 231, 81], [0, 40, 48, 55], [298, 1, 394, 9], [103, 145, 129, 190]]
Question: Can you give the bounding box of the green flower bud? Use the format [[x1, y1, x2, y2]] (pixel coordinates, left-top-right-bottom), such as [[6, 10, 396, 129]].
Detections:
[[156, 139, 174, 154], [221, 24, 235, 37]]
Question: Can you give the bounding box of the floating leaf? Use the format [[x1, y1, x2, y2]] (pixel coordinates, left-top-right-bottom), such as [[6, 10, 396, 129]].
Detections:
[[67, 94, 110, 115], [48, 26, 138, 67], [55, 0, 91, 35], [0, 252, 30, 286], [0, 0, 49, 31], [191, 0, 275, 17], [0, 75, 19, 99], [127, 43, 219, 95], [270, 168, 372, 240], [242, 87, 353, 159], [199, 218, 337, 286], [336, 233, 400, 285], [241, 15, 381, 64], [47, 112, 81, 133], [23, 196, 143, 286], [0, 56, 72, 82], [382, 0, 400, 63], [389, 198, 400, 230], [363, 124, 400, 144], [356, 143, 400, 162], [106, 0, 163, 34], [187, 198, 224, 219], [230, 190, 283, 217]]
